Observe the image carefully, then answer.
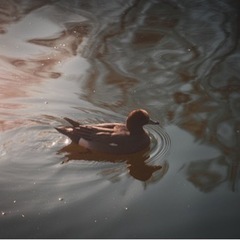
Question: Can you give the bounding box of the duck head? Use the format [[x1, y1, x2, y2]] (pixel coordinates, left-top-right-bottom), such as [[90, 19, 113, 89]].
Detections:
[[126, 109, 159, 134]]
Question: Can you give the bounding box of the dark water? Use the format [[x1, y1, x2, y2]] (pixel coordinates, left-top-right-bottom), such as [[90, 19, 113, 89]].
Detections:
[[0, 0, 240, 238]]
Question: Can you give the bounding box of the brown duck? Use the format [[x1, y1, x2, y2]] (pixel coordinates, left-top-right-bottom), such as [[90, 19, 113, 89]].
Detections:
[[55, 109, 159, 155]]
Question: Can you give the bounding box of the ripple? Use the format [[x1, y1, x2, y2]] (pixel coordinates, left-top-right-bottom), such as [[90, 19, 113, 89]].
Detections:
[[58, 111, 171, 162], [0, 110, 171, 185], [146, 124, 171, 164], [56, 111, 171, 182]]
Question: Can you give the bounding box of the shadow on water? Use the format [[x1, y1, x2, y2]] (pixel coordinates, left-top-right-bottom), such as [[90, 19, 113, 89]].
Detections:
[[54, 113, 170, 183], [58, 143, 168, 182]]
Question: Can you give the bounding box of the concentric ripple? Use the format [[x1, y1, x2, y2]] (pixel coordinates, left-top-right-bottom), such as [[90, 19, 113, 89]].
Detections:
[[58, 110, 171, 162], [146, 124, 171, 164], [56, 110, 171, 183]]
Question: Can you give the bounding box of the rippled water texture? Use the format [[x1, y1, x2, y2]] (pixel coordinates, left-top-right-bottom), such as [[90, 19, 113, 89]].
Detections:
[[0, 0, 240, 238]]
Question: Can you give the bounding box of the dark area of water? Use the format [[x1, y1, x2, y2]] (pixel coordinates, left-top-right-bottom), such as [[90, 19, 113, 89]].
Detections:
[[0, 0, 240, 238]]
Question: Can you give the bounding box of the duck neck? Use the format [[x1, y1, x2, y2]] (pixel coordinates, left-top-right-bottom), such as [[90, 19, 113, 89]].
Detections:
[[127, 122, 145, 135]]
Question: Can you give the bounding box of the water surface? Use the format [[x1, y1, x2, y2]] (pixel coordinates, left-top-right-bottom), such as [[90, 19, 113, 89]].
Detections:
[[0, 0, 240, 238]]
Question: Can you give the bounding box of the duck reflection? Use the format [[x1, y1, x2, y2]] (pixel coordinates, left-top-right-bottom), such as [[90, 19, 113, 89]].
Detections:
[[58, 143, 164, 182]]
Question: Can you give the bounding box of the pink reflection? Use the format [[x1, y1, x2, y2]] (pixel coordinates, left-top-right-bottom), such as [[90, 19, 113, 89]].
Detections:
[[0, 5, 91, 132]]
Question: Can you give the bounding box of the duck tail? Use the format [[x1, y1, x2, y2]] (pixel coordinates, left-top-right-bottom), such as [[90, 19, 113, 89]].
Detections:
[[55, 127, 81, 144], [63, 117, 80, 127]]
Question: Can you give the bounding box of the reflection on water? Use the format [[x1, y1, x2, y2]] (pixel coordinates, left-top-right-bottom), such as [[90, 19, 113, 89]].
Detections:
[[57, 121, 170, 182], [75, 0, 240, 192], [58, 143, 166, 182], [81, 60, 138, 109], [53, 110, 170, 182], [184, 156, 228, 192], [0, 0, 240, 238]]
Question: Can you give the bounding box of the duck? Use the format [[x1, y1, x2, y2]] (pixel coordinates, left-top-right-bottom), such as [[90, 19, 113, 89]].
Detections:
[[55, 109, 159, 155]]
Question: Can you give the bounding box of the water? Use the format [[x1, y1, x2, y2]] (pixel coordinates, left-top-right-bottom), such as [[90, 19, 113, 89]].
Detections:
[[0, 0, 240, 238]]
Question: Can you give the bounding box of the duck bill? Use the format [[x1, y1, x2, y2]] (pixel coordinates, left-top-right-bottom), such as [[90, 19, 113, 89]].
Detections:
[[149, 119, 159, 125]]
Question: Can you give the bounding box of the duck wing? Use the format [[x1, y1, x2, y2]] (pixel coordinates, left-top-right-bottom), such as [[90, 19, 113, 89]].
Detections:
[[77, 124, 123, 142], [56, 123, 126, 144]]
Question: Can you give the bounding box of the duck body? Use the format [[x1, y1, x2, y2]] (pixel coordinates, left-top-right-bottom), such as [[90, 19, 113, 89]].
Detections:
[[56, 109, 159, 155]]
